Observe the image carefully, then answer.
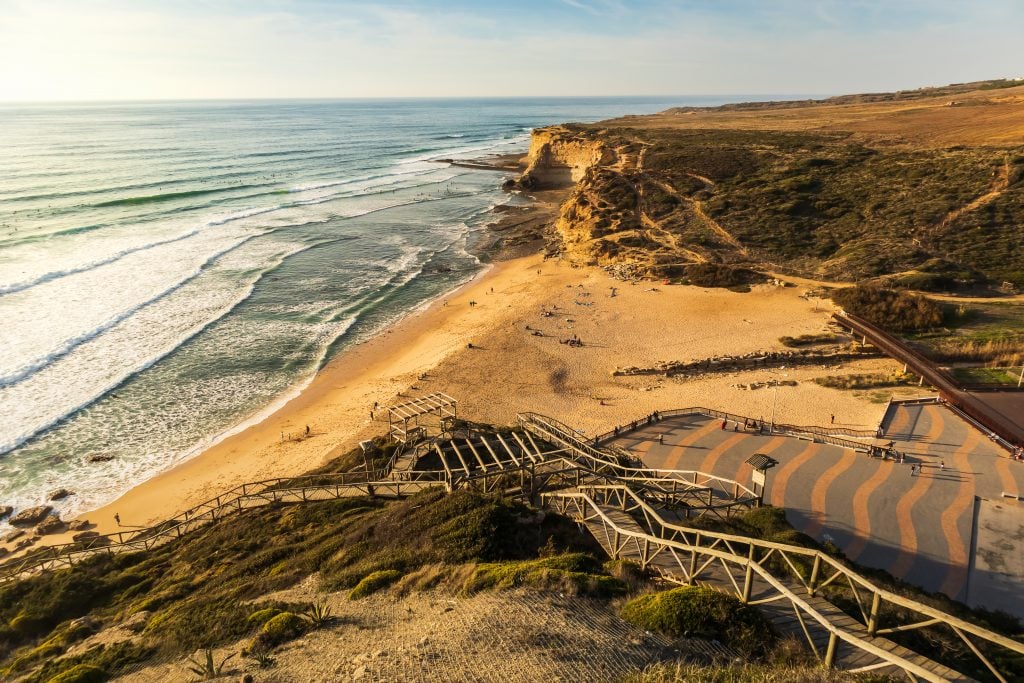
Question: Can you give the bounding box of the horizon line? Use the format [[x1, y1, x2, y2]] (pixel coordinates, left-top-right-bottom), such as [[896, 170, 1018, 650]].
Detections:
[[0, 93, 833, 106]]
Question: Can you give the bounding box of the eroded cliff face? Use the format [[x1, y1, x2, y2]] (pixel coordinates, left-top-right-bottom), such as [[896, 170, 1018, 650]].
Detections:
[[519, 126, 665, 273], [518, 126, 616, 190]]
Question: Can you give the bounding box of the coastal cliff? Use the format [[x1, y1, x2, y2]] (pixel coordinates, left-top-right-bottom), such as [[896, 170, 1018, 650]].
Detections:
[[518, 125, 616, 189], [518, 84, 1024, 291], [519, 126, 661, 276]]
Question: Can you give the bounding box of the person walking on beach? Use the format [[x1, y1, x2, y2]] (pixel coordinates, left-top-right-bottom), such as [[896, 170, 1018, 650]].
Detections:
[[910, 464, 917, 477], [114, 513, 121, 526], [940, 460, 945, 471], [830, 414, 835, 424], [305, 425, 310, 437], [659, 434, 664, 445], [721, 419, 727, 431]]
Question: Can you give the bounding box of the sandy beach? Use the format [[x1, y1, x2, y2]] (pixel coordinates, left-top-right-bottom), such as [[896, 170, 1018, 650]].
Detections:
[[41, 251, 908, 541]]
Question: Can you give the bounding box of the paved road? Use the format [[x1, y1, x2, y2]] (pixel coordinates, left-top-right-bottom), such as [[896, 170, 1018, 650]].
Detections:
[[611, 404, 1024, 600]]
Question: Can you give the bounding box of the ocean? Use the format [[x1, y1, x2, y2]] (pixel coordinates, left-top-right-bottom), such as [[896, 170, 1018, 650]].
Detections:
[[0, 96, 743, 525]]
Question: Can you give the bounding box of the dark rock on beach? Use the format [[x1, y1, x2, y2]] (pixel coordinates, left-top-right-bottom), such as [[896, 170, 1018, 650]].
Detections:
[[72, 530, 101, 542], [2, 529, 25, 543], [49, 488, 74, 501], [68, 519, 91, 531], [86, 454, 116, 463], [9, 505, 53, 527], [36, 516, 68, 535], [0, 505, 12, 519]]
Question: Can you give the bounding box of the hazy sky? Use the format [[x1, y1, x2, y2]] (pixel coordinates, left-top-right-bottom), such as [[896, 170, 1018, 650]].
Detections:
[[1, 0, 1022, 101]]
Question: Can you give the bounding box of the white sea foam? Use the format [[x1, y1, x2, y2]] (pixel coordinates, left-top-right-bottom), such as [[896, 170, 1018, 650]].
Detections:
[[0, 236, 308, 455]]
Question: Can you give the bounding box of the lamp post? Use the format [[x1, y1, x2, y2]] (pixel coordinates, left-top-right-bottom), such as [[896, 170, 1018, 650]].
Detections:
[[769, 370, 787, 433]]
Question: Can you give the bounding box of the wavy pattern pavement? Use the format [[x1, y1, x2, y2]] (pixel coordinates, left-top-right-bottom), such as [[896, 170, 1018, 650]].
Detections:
[[612, 403, 1023, 600]]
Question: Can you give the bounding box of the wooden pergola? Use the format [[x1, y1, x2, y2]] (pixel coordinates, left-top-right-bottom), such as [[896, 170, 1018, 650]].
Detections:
[[388, 392, 457, 443]]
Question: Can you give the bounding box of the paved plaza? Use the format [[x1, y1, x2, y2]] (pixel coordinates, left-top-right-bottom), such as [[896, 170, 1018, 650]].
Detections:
[[610, 402, 1024, 601]]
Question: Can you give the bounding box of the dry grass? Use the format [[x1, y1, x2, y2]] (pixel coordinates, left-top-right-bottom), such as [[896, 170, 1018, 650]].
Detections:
[[928, 338, 1024, 366], [600, 82, 1024, 149], [619, 661, 897, 683]]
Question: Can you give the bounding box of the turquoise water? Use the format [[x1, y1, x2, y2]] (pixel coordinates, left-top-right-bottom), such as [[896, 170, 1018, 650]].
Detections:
[[0, 96, 743, 522]]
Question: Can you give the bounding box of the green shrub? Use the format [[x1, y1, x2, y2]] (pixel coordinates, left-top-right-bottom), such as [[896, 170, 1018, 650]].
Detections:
[[684, 263, 763, 289], [25, 642, 152, 683], [349, 570, 403, 600], [832, 286, 944, 332], [255, 612, 306, 648], [779, 333, 841, 347], [44, 664, 105, 683], [465, 554, 626, 597], [621, 586, 776, 657], [246, 608, 282, 627]]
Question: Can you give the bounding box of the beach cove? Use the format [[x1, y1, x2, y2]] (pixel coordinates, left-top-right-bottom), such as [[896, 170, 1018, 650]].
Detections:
[[55, 249, 901, 541]]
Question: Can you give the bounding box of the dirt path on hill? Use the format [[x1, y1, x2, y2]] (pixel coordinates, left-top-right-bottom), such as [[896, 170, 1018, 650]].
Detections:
[[933, 154, 1012, 236]]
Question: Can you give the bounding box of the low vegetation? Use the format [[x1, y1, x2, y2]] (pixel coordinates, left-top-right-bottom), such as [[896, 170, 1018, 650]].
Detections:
[[779, 333, 843, 347], [622, 586, 776, 658], [681, 263, 764, 289], [950, 366, 1022, 385], [465, 553, 625, 597], [550, 107, 1024, 290], [832, 286, 944, 332], [0, 442, 602, 682], [813, 372, 918, 390], [620, 662, 897, 683]]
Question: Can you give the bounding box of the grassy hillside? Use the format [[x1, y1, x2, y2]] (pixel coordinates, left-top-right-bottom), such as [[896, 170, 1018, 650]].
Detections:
[[542, 81, 1024, 291], [557, 124, 1024, 289]]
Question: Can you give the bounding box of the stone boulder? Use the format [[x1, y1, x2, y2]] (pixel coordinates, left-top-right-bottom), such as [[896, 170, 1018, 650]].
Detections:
[[9, 505, 53, 527], [15, 537, 35, 550], [85, 454, 115, 463], [49, 489, 74, 501], [0, 546, 8, 559], [2, 529, 25, 543], [123, 610, 151, 633], [0, 505, 12, 520], [68, 519, 91, 532], [36, 516, 68, 535], [72, 531, 100, 542]]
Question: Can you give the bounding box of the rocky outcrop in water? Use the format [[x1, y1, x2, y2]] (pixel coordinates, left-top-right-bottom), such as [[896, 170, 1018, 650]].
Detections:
[[9, 505, 53, 527]]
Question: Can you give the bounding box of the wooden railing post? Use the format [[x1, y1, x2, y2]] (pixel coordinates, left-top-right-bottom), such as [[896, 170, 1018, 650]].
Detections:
[[741, 544, 755, 603], [824, 632, 838, 667], [808, 554, 821, 596], [867, 591, 882, 636]]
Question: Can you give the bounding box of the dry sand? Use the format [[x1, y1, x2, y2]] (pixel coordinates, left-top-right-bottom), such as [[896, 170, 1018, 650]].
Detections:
[[41, 252, 907, 542]]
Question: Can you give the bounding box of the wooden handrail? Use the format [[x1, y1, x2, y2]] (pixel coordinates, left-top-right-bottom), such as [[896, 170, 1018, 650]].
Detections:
[[545, 484, 1024, 678], [542, 488, 950, 682]]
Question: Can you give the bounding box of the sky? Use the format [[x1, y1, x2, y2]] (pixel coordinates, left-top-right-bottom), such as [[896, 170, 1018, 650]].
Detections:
[[0, 0, 1022, 102]]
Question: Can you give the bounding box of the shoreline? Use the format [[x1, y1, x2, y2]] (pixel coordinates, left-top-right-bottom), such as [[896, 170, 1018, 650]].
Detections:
[[2, 245, 911, 554], [73, 253, 524, 535]]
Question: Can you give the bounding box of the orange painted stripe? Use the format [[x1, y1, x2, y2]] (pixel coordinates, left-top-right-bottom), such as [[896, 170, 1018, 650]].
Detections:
[[697, 432, 748, 476], [889, 413, 945, 578], [663, 420, 722, 470], [885, 404, 912, 438], [632, 440, 653, 457], [938, 429, 981, 597], [804, 451, 858, 539], [769, 442, 819, 508], [844, 460, 892, 562], [994, 454, 1019, 496]]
